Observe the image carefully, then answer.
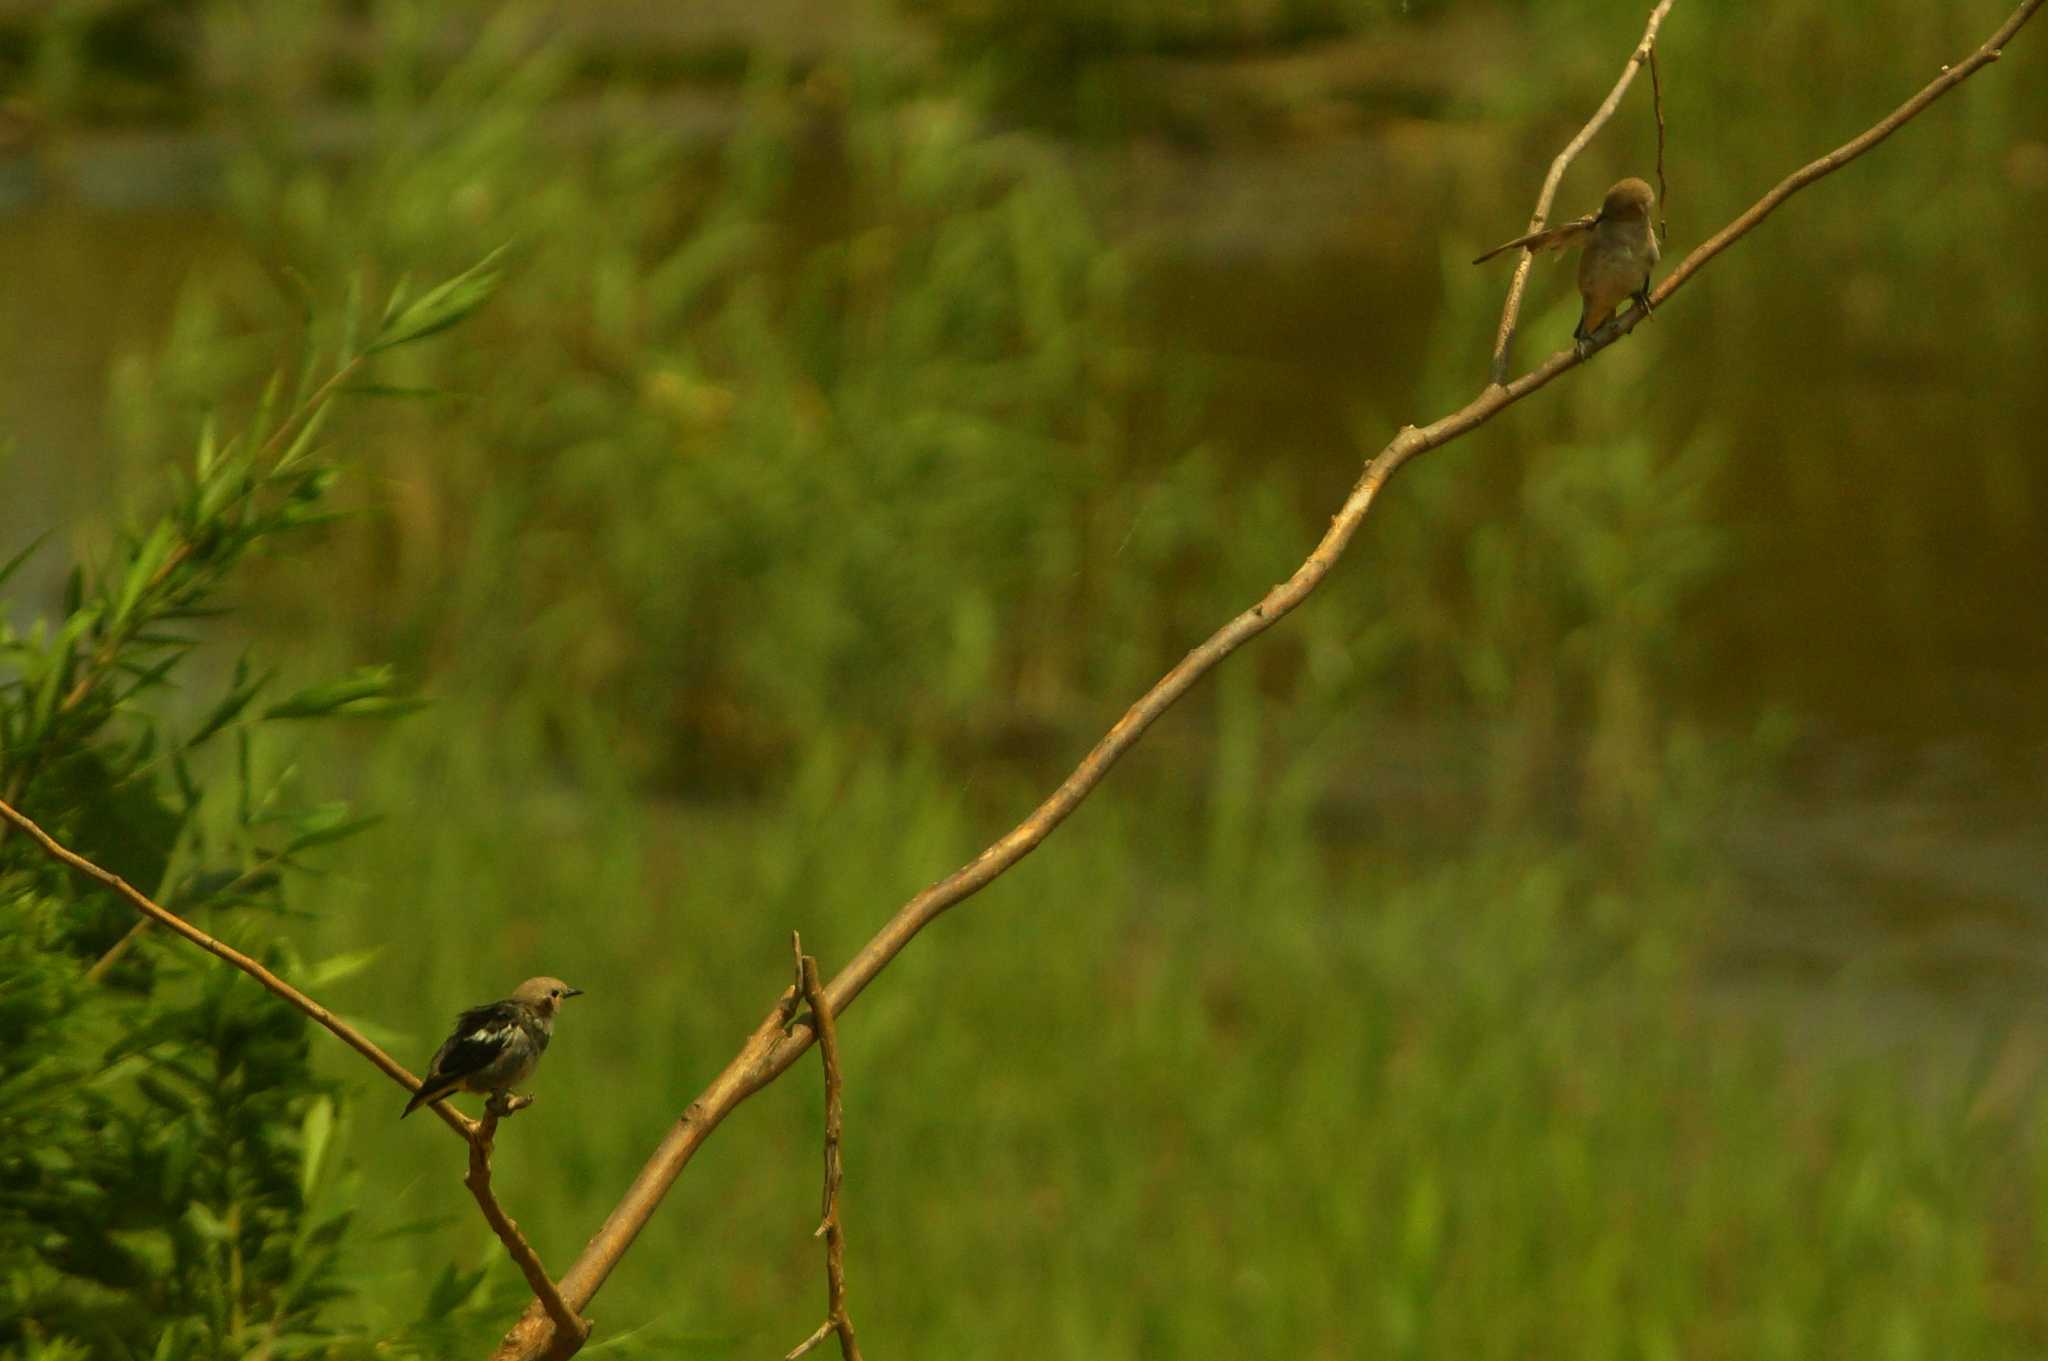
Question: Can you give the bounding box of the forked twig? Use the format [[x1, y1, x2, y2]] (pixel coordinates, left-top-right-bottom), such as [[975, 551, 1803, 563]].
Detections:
[[784, 936, 863, 1361]]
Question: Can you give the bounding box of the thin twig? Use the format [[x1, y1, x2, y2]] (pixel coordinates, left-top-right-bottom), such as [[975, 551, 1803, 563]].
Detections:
[[490, 6, 2046, 1356], [786, 1321, 834, 1360], [467, 1099, 590, 1347], [1648, 45, 1669, 244], [84, 857, 287, 983], [83, 916, 155, 983], [1487, 0, 1678, 385], [0, 794, 477, 1141], [784, 938, 863, 1361]]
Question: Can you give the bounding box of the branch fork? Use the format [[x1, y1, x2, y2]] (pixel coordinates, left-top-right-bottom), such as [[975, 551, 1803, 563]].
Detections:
[[784, 935, 864, 1361]]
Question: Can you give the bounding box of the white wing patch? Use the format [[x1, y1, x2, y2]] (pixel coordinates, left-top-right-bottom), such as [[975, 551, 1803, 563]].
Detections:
[[467, 1023, 518, 1045]]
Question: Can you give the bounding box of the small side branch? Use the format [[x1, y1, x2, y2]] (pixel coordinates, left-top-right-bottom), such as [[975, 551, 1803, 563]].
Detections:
[[1488, 0, 1678, 383], [0, 794, 477, 1141], [466, 1098, 590, 1347], [785, 936, 863, 1361], [1648, 45, 1669, 243]]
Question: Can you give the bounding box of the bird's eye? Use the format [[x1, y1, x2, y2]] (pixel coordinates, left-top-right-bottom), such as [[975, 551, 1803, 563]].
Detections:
[[552, 988, 563, 998]]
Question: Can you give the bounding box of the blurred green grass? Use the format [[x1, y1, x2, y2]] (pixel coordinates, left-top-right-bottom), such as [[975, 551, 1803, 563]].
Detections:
[[311, 723, 2048, 1357], [13, 0, 2048, 1355]]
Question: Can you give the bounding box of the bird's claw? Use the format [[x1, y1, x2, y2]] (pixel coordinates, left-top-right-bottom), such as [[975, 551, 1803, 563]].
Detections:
[[486, 1090, 535, 1118]]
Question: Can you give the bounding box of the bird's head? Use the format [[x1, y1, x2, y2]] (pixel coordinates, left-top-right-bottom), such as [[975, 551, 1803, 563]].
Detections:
[[512, 975, 584, 1019], [1599, 177, 1656, 222]]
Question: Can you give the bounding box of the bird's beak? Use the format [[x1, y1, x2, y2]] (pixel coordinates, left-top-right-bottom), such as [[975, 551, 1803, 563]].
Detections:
[[565, 987, 585, 998]]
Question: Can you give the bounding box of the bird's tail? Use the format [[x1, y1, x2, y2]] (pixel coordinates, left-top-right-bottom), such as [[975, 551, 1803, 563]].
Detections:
[[1473, 216, 1597, 265], [402, 1077, 459, 1118]]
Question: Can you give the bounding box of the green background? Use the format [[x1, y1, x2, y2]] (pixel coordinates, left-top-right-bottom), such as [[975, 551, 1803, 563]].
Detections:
[[4, 1, 2048, 1355]]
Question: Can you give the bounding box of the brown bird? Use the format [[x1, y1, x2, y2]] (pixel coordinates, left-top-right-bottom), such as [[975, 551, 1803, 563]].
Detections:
[[1475, 177, 1660, 357]]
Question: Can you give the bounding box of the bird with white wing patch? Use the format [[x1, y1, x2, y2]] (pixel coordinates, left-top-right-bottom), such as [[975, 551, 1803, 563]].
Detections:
[[402, 976, 583, 1118]]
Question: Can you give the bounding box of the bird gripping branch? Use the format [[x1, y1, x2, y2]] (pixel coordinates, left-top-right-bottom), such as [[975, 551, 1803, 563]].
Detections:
[[1475, 177, 1661, 357], [403, 976, 584, 1118]]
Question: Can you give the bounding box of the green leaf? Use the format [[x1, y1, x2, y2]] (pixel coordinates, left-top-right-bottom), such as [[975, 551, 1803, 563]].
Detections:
[[367, 246, 508, 353], [299, 948, 383, 990], [379, 273, 413, 329], [419, 1262, 489, 1319], [274, 393, 335, 474], [252, 368, 284, 441], [284, 810, 383, 856], [134, 1073, 192, 1114], [262, 666, 423, 721], [114, 650, 188, 700], [184, 1201, 232, 1243], [173, 865, 280, 908], [194, 413, 218, 479], [336, 271, 363, 372], [186, 656, 272, 749], [299, 1096, 335, 1202], [110, 521, 177, 632], [0, 530, 49, 592], [159, 1120, 197, 1203]]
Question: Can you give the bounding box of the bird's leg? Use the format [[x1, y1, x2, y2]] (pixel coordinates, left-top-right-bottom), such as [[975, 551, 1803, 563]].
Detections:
[[486, 1089, 535, 1119], [1633, 283, 1655, 319]]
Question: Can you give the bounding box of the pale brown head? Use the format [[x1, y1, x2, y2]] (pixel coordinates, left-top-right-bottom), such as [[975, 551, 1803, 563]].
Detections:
[[510, 975, 584, 1019], [1599, 178, 1656, 222]]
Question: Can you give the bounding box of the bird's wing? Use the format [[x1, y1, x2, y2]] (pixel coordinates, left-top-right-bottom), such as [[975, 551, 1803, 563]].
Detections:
[[1471, 214, 1599, 265], [427, 1000, 528, 1080]]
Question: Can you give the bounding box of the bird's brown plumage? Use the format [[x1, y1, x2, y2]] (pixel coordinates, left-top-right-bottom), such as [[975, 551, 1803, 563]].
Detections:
[[1473, 178, 1660, 352]]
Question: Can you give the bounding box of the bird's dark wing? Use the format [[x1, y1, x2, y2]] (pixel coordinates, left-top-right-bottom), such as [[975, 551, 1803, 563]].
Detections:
[[1472, 214, 1598, 265], [428, 1000, 527, 1080], [402, 1000, 530, 1117]]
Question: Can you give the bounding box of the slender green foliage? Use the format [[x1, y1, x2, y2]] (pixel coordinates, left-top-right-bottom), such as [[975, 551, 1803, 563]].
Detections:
[[0, 258, 504, 1360]]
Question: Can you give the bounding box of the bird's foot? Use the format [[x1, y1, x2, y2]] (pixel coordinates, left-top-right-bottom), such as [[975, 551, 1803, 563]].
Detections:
[[1573, 334, 1594, 361], [486, 1090, 535, 1118], [1633, 287, 1655, 320]]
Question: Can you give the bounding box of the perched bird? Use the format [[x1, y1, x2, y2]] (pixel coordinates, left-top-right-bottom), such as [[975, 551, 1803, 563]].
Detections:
[[401, 976, 583, 1118], [1474, 177, 1661, 357]]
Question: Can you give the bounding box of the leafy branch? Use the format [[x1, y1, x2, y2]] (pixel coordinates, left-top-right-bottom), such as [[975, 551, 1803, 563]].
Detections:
[[0, 249, 517, 1358]]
